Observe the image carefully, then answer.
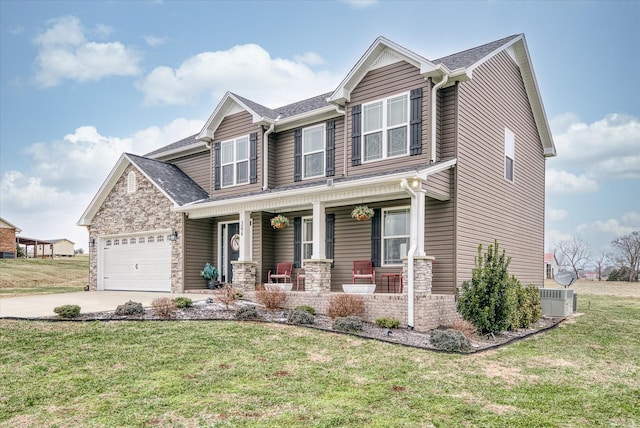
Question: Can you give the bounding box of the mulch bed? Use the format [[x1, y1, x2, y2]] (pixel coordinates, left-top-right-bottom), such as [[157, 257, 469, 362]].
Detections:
[[26, 299, 565, 354]]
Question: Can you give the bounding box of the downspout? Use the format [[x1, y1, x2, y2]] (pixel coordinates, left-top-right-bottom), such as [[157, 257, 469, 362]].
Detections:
[[262, 123, 275, 191], [430, 75, 449, 163], [400, 178, 418, 329]]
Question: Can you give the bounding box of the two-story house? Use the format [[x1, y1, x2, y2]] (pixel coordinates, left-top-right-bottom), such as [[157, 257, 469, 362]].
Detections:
[[79, 34, 555, 330]]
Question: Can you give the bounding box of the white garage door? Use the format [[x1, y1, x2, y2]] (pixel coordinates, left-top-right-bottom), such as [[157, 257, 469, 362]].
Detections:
[[102, 233, 171, 292]]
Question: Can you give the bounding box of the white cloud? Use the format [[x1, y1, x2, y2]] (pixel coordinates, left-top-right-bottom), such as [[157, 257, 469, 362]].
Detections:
[[144, 35, 167, 46], [341, 0, 378, 9], [545, 229, 574, 252], [33, 16, 141, 87], [546, 169, 598, 194], [0, 118, 203, 249], [137, 43, 340, 107], [548, 208, 568, 222], [294, 52, 325, 66], [549, 113, 640, 180], [576, 211, 640, 237]]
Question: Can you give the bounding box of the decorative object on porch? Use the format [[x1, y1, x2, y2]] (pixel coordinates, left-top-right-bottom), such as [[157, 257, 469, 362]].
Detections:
[[351, 205, 374, 221], [342, 283, 376, 294], [201, 262, 219, 289], [265, 283, 293, 292], [270, 214, 290, 229]]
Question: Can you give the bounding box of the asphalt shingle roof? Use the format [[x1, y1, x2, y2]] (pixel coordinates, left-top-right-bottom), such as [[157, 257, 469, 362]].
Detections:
[[434, 34, 519, 70], [145, 134, 198, 157], [127, 153, 209, 206]]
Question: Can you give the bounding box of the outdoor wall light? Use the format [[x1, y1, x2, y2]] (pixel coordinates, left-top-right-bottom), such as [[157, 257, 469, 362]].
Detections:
[[89, 238, 96, 248], [169, 230, 179, 242]]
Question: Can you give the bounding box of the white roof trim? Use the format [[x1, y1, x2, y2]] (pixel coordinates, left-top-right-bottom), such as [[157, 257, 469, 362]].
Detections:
[[175, 160, 456, 219], [0, 217, 21, 233], [197, 92, 271, 142], [327, 36, 439, 104], [77, 154, 179, 226], [148, 141, 208, 161]]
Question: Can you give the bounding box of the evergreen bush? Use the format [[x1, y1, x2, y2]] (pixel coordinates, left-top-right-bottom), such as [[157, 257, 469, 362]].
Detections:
[[294, 305, 316, 315], [375, 317, 401, 329], [430, 329, 471, 352], [53, 305, 81, 318], [173, 297, 193, 308], [287, 309, 315, 325], [234, 306, 259, 320], [115, 300, 144, 316], [332, 316, 364, 332]]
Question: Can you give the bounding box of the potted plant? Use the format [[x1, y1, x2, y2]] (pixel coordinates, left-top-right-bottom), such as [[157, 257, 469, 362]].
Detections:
[[270, 214, 290, 229], [201, 263, 219, 289], [351, 205, 375, 221]]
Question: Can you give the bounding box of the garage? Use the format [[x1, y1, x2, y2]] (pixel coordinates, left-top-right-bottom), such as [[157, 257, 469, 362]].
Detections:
[[101, 232, 171, 292]]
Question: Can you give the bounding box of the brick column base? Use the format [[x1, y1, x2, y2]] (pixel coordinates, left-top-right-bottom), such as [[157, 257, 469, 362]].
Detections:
[[402, 255, 435, 294], [231, 261, 257, 292], [303, 259, 332, 292]]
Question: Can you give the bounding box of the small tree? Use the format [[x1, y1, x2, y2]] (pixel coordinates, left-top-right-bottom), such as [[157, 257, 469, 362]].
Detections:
[[16, 244, 25, 258], [610, 231, 640, 282], [457, 241, 518, 334], [556, 237, 591, 279]]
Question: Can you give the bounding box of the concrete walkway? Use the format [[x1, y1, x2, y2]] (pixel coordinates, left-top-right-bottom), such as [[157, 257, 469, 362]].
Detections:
[[0, 291, 207, 318]]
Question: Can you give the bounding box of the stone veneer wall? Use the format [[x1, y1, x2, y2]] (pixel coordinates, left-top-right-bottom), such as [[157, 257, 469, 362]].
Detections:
[[88, 165, 184, 292], [242, 291, 460, 332]]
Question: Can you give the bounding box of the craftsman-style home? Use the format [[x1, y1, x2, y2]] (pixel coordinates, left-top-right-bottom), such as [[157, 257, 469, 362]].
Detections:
[[79, 34, 555, 330]]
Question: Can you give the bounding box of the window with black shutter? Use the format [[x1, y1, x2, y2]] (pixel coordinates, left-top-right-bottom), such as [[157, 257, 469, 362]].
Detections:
[[326, 120, 335, 176], [294, 129, 302, 182], [371, 208, 381, 267], [351, 104, 361, 166], [293, 217, 302, 268], [250, 132, 258, 184], [213, 142, 221, 190], [410, 88, 423, 155]]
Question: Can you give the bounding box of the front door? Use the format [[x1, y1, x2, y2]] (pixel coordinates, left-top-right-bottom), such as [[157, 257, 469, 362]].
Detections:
[[221, 223, 240, 283]]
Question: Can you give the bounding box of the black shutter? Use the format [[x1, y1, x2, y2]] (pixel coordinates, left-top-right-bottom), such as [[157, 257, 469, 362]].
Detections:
[[371, 208, 381, 267], [351, 104, 361, 166], [294, 128, 302, 182], [325, 120, 335, 177], [326, 213, 335, 267], [410, 88, 423, 156], [293, 217, 302, 268], [249, 132, 258, 184], [213, 142, 221, 190]]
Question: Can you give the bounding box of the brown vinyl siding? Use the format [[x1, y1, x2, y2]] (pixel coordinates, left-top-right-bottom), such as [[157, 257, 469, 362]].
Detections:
[[259, 212, 276, 284], [212, 111, 263, 197], [346, 61, 431, 177], [170, 151, 211, 195], [425, 197, 455, 294], [183, 218, 214, 290], [455, 51, 545, 288]]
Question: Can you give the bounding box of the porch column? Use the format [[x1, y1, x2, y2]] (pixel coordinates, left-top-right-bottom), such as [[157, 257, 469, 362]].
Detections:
[[402, 255, 434, 294], [416, 186, 426, 256], [238, 210, 252, 261], [231, 260, 257, 291], [311, 201, 325, 259], [303, 259, 332, 292]]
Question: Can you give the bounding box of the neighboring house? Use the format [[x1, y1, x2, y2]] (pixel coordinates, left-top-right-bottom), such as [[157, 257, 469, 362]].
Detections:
[[0, 217, 21, 258], [27, 239, 75, 257], [544, 253, 559, 279], [79, 34, 556, 330]]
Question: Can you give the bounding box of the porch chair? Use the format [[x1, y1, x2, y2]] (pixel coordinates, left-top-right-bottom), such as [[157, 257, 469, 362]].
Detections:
[[296, 268, 306, 291], [352, 260, 376, 284], [268, 262, 293, 283]]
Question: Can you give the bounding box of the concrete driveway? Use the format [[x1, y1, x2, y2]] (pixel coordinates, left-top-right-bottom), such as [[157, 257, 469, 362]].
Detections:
[[0, 291, 207, 318]]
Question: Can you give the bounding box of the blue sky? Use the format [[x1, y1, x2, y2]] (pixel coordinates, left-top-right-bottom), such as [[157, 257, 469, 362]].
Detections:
[[1, 0, 638, 257]]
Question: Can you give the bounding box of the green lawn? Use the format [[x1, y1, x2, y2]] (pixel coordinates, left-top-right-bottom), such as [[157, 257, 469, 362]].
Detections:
[[1, 295, 638, 427], [0, 257, 88, 298]]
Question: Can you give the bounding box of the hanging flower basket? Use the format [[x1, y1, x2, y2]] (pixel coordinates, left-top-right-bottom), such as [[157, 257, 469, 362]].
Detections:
[[351, 205, 375, 221], [270, 214, 290, 229]]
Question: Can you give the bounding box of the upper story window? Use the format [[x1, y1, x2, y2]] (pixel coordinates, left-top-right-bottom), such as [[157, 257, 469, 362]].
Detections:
[[383, 207, 410, 265], [302, 217, 313, 264], [504, 128, 515, 182], [221, 135, 249, 187], [303, 124, 325, 179], [363, 93, 409, 162], [127, 171, 136, 193]]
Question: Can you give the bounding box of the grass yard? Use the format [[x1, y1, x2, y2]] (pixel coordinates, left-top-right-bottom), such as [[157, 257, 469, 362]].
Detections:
[[0, 257, 88, 298], [1, 294, 639, 427]]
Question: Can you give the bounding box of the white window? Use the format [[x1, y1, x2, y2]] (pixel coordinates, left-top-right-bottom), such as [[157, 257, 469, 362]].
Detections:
[[114, 239, 120, 246], [221, 136, 249, 187], [122, 238, 127, 245], [157, 235, 164, 242], [383, 207, 410, 265], [505, 128, 515, 182], [302, 217, 313, 265], [148, 236, 154, 243], [362, 93, 409, 162], [139, 237, 145, 244], [302, 124, 325, 178], [127, 171, 136, 193], [106, 240, 112, 246], [130, 238, 136, 244]]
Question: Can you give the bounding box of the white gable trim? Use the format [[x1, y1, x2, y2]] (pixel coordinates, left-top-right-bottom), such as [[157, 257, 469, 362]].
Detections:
[[327, 37, 440, 104], [77, 154, 179, 226], [0, 217, 21, 233], [197, 92, 272, 142]]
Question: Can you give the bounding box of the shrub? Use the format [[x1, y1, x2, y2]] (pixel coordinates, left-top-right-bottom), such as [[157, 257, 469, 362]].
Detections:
[[151, 297, 177, 318], [430, 329, 471, 352], [53, 305, 81, 319], [287, 309, 315, 325], [456, 241, 519, 334], [217, 284, 242, 309], [115, 300, 144, 316], [173, 297, 193, 308], [234, 305, 259, 320], [514, 284, 542, 329], [375, 317, 401, 329], [327, 294, 365, 319], [294, 305, 316, 315], [333, 316, 364, 332], [255, 289, 286, 310], [451, 318, 477, 336]]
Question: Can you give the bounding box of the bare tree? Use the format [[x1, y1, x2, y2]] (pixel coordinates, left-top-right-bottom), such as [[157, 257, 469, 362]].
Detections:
[[556, 237, 591, 279], [592, 251, 608, 281], [611, 231, 640, 282]]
